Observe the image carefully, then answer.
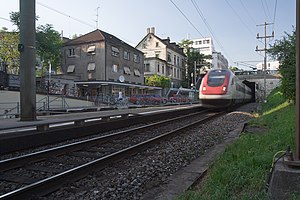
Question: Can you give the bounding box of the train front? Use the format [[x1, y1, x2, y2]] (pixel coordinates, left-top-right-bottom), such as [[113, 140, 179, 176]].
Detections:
[[199, 69, 232, 108]]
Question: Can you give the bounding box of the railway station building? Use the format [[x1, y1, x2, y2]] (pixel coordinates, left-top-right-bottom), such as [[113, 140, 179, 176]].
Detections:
[[60, 29, 162, 100]]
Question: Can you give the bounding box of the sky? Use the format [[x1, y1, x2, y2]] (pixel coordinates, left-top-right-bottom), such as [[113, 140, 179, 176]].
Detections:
[[0, 0, 296, 70]]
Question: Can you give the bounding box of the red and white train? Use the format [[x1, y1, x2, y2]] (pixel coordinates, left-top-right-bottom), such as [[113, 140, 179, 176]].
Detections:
[[199, 69, 253, 108]]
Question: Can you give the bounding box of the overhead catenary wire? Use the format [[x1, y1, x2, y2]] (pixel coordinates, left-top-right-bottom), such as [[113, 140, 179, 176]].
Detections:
[[37, 1, 95, 29], [0, 16, 11, 22], [190, 0, 234, 64], [224, 0, 255, 36], [272, 0, 278, 32], [239, 0, 257, 25], [169, 0, 205, 38]]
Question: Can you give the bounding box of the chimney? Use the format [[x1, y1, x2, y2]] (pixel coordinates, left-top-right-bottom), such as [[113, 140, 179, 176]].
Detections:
[[150, 27, 155, 34], [147, 28, 150, 34]]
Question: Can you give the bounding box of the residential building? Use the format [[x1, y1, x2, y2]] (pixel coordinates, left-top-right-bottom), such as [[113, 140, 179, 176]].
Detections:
[[256, 60, 279, 74], [190, 37, 228, 70], [136, 27, 186, 88], [61, 29, 160, 98]]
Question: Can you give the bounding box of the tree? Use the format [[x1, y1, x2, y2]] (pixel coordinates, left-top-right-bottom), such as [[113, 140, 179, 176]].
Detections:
[[0, 28, 20, 74], [179, 39, 212, 88], [9, 11, 20, 30], [145, 74, 170, 88], [36, 24, 62, 75], [9, 12, 62, 75], [229, 66, 239, 72], [268, 30, 296, 102]]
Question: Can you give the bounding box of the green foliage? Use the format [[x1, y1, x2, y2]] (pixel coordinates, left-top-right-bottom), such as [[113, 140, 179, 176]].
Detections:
[[145, 74, 170, 88], [0, 29, 20, 74], [7, 11, 62, 75], [178, 88, 295, 199], [36, 24, 63, 74], [179, 39, 212, 87], [9, 11, 20, 30], [229, 66, 239, 72], [269, 30, 296, 102]]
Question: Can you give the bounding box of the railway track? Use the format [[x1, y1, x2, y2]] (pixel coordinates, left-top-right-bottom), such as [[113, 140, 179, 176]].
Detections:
[[0, 109, 224, 199]]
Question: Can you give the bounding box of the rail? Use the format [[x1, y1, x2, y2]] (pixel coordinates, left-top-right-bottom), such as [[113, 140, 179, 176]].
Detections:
[[0, 110, 222, 199]]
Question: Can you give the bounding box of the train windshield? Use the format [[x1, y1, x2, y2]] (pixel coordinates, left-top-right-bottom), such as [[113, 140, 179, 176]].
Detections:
[[207, 70, 227, 87]]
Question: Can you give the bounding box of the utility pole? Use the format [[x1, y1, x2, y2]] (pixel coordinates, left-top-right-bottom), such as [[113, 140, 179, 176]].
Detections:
[[256, 22, 274, 102], [296, 0, 300, 160], [194, 61, 197, 87], [19, 0, 36, 121]]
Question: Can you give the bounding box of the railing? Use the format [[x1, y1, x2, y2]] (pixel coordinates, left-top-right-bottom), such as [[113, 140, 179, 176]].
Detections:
[[0, 102, 20, 119]]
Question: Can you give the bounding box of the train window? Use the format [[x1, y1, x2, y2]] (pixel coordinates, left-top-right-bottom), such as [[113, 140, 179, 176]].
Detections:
[[207, 70, 227, 87]]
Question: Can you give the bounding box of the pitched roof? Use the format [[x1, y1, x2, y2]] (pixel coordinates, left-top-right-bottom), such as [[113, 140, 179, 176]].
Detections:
[[64, 29, 104, 46], [136, 33, 185, 56], [63, 29, 142, 53]]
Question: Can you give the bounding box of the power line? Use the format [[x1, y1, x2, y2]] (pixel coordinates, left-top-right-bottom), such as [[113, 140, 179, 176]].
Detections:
[[0, 17, 10, 22], [190, 0, 233, 64], [37, 1, 95, 29], [264, 0, 273, 21], [169, 0, 204, 38], [260, 0, 272, 22], [224, 0, 255, 36], [272, 0, 278, 32], [239, 0, 257, 25]]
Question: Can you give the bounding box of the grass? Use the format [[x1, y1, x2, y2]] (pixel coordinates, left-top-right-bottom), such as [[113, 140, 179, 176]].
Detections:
[[177, 88, 296, 200]]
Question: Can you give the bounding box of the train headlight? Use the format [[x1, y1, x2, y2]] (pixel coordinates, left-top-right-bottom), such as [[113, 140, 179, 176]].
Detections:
[[222, 86, 227, 91], [202, 86, 206, 91]]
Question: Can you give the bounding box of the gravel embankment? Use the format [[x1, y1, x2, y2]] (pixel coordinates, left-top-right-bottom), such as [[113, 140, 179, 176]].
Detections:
[[40, 103, 258, 200]]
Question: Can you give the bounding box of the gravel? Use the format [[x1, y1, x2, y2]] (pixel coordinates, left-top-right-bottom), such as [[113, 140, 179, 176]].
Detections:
[[38, 103, 258, 200]]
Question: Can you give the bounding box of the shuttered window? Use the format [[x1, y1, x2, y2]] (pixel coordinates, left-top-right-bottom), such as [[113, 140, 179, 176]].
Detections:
[[87, 63, 96, 71], [67, 65, 75, 73]]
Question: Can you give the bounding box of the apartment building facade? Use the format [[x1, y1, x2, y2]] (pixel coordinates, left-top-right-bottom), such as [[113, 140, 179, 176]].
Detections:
[[136, 27, 186, 88], [61, 29, 160, 98], [191, 37, 228, 70]]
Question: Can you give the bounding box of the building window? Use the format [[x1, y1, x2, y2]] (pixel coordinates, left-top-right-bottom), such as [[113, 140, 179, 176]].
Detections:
[[167, 53, 171, 62], [68, 48, 75, 57], [124, 50, 130, 60], [145, 63, 150, 72], [156, 42, 159, 47], [157, 63, 160, 73], [134, 69, 141, 76], [67, 65, 75, 73], [87, 62, 96, 71], [174, 55, 176, 65], [112, 46, 119, 57], [112, 64, 118, 73], [87, 45, 96, 55], [123, 66, 131, 75], [155, 53, 159, 58], [133, 54, 140, 63], [162, 64, 165, 74]]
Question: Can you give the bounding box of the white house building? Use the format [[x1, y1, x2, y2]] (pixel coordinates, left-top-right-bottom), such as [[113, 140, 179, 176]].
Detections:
[[256, 60, 279, 74], [136, 27, 186, 88], [190, 37, 228, 70]]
